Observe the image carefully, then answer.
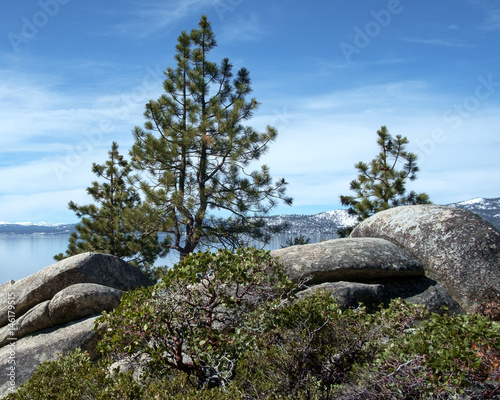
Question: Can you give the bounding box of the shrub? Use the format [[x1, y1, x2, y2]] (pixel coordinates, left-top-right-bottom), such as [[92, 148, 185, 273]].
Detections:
[[96, 247, 295, 388], [342, 305, 500, 399], [5, 348, 247, 400], [8, 258, 500, 399], [233, 291, 380, 399], [4, 349, 145, 400], [389, 312, 500, 395]]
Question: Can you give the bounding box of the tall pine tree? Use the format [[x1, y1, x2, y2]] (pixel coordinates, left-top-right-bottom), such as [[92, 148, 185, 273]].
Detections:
[[340, 126, 431, 232], [131, 16, 292, 259], [55, 142, 169, 271]]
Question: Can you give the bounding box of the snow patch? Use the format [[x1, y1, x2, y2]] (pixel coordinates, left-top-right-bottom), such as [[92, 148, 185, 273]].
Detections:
[[0, 221, 65, 227], [456, 198, 484, 206]]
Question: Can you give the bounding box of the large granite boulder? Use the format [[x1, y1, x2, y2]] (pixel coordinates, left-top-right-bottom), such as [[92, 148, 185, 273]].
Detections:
[[271, 237, 424, 285], [0, 252, 151, 326], [404, 281, 465, 315], [351, 205, 500, 313]]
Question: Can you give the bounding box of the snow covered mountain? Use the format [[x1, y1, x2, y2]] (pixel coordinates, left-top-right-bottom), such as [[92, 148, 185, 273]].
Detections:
[[0, 222, 76, 235], [264, 210, 357, 236], [265, 197, 500, 235], [0, 197, 498, 236], [448, 197, 500, 231]]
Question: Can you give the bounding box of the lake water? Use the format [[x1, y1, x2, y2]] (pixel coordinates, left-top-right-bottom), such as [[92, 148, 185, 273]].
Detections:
[[0, 233, 337, 284]]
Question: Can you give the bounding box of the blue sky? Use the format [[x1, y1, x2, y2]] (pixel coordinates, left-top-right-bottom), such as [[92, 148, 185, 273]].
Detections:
[[0, 0, 499, 223]]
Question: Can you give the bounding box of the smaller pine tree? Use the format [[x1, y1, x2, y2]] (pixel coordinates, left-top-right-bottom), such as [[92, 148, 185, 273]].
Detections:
[[340, 126, 431, 233], [54, 142, 169, 273], [281, 234, 311, 248]]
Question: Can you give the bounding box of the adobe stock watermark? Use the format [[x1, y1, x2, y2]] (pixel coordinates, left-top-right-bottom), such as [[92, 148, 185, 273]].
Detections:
[[51, 130, 107, 183], [442, 74, 499, 130], [212, 0, 244, 21], [415, 73, 499, 163], [269, 106, 292, 133], [109, 65, 164, 121], [8, 0, 71, 53], [6, 292, 17, 394], [339, 0, 409, 63], [51, 65, 164, 182]]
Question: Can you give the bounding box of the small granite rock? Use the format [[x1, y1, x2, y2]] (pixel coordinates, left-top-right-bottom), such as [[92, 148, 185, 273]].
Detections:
[[48, 283, 123, 326], [296, 281, 385, 310]]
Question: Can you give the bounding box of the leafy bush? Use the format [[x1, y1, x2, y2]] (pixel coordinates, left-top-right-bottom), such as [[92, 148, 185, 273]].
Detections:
[[383, 312, 499, 396], [4, 349, 145, 400], [341, 306, 500, 399], [96, 247, 295, 388], [233, 292, 376, 399], [6, 348, 247, 400]]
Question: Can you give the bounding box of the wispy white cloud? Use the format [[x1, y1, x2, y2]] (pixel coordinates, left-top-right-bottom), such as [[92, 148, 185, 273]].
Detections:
[[464, 1, 500, 31], [481, 9, 500, 31], [0, 69, 74, 151], [102, 0, 215, 38], [309, 57, 411, 76], [0, 61, 165, 155], [250, 79, 500, 212], [0, 189, 87, 224], [218, 13, 266, 43], [401, 37, 469, 47], [301, 80, 432, 112], [0, 65, 157, 222], [94, 0, 266, 42]]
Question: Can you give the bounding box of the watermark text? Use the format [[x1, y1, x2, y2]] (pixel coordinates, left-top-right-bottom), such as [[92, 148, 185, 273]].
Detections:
[[8, 0, 71, 53]]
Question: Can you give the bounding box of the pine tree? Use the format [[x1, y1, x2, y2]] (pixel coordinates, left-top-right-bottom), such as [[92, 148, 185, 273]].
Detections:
[[131, 16, 292, 259], [281, 234, 311, 248], [340, 126, 431, 231], [54, 142, 169, 272]]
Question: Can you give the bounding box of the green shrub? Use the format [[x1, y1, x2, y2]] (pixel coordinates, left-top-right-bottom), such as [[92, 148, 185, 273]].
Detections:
[[233, 291, 379, 399], [5, 348, 247, 400], [4, 349, 145, 400], [388, 312, 500, 394], [342, 305, 500, 399], [96, 247, 295, 388]]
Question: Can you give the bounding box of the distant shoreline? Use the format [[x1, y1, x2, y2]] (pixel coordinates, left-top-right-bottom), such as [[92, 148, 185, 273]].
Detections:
[[0, 224, 76, 236], [0, 232, 73, 237]]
